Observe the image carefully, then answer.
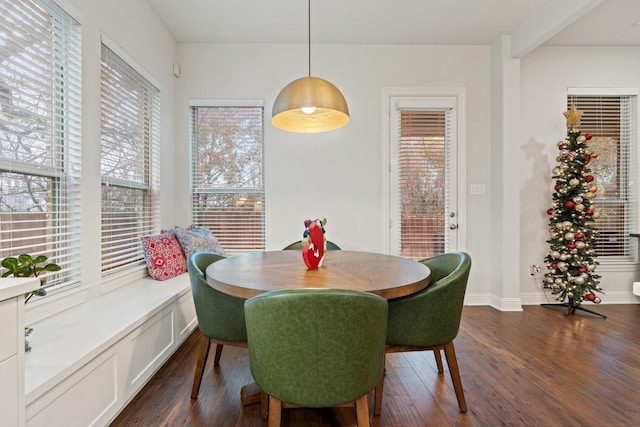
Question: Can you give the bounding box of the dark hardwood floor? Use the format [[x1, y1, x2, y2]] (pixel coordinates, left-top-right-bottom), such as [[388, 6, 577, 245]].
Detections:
[[110, 304, 640, 427]]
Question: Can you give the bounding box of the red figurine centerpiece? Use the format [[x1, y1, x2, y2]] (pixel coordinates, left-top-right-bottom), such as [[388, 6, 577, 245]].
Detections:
[[302, 218, 327, 269]]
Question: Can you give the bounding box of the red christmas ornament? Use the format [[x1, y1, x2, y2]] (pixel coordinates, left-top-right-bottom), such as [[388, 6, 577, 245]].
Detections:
[[584, 133, 592, 140], [559, 143, 567, 150], [574, 232, 584, 240], [566, 243, 577, 250], [565, 201, 576, 209], [585, 175, 595, 182], [551, 263, 558, 270], [547, 208, 554, 215], [584, 209, 594, 216], [578, 266, 587, 273], [554, 183, 562, 191], [585, 293, 596, 301]]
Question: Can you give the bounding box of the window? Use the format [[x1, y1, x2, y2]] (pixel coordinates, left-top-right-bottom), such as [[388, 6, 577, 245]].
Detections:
[[100, 43, 160, 278], [190, 103, 265, 253], [567, 94, 638, 261], [0, 0, 82, 291], [389, 97, 458, 259]]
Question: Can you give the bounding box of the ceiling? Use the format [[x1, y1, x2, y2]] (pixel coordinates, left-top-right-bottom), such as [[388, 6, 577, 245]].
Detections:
[[145, 0, 640, 48]]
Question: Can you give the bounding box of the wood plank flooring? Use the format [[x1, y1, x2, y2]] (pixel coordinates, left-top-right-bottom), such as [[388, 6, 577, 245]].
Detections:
[[110, 304, 640, 426]]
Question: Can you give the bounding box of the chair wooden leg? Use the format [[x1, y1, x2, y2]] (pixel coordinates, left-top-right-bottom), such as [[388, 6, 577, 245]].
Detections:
[[373, 366, 384, 416], [213, 343, 224, 365], [261, 390, 269, 420], [433, 348, 444, 374], [355, 394, 371, 427], [443, 341, 467, 413], [191, 333, 211, 399], [268, 396, 282, 427]]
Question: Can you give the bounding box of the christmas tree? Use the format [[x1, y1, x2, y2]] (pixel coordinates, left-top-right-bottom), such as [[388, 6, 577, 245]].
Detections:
[[543, 106, 604, 316]]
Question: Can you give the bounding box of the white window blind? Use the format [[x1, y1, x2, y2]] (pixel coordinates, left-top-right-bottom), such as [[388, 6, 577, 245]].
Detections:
[[100, 44, 160, 276], [396, 109, 451, 258], [190, 105, 265, 252], [568, 95, 637, 261], [0, 0, 82, 291]]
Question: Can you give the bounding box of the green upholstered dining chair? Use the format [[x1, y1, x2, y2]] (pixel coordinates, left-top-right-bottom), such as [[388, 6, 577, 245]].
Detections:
[[282, 240, 342, 250], [374, 251, 471, 416], [187, 252, 248, 399], [245, 289, 388, 427]]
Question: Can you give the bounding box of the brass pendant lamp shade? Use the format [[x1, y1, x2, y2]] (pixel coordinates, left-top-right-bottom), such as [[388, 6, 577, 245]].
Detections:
[[271, 0, 349, 133], [272, 76, 349, 133]]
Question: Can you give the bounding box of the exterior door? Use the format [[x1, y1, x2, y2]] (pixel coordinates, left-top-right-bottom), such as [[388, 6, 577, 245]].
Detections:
[[389, 97, 459, 258]]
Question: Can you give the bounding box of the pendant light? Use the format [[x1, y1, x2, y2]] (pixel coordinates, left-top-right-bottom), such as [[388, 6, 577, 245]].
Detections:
[[271, 0, 349, 133]]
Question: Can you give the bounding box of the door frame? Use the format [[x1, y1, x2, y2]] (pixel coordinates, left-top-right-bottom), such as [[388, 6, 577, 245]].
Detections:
[[381, 87, 467, 255]]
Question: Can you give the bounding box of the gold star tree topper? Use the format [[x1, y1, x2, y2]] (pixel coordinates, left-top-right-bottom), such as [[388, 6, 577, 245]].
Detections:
[[563, 105, 583, 127]]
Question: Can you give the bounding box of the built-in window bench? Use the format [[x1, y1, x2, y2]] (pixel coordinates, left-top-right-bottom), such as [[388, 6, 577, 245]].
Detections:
[[23, 273, 197, 427]]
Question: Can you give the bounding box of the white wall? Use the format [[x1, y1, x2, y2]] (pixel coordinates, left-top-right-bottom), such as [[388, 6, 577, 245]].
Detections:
[[520, 46, 640, 304], [174, 42, 640, 306], [490, 36, 524, 310], [173, 43, 494, 302], [30, 1, 640, 312]]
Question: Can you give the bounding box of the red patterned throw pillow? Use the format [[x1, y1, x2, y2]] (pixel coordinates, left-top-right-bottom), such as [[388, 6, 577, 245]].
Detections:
[[141, 232, 187, 280]]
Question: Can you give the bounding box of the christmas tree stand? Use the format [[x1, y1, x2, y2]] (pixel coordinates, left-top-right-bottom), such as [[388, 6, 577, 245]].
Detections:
[[541, 298, 606, 319]]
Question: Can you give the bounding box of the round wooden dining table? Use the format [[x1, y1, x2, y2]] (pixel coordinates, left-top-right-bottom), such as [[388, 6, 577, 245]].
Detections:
[[205, 249, 431, 409], [206, 250, 431, 416], [205, 249, 431, 300]]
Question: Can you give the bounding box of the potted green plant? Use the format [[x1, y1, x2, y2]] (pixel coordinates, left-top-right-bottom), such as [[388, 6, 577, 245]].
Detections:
[[1, 254, 61, 352]]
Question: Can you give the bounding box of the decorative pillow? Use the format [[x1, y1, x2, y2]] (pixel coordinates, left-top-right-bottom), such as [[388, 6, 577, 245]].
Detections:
[[141, 232, 187, 280], [174, 225, 226, 258]]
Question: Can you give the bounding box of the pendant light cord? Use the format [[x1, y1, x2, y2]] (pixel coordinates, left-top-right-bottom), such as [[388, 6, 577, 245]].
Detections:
[[308, 0, 311, 77]]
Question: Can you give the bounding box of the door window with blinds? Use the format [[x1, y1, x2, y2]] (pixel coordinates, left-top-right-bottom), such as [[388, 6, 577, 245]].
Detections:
[[390, 98, 457, 259], [190, 104, 265, 253], [0, 0, 82, 291], [567, 94, 638, 262], [100, 43, 160, 277]]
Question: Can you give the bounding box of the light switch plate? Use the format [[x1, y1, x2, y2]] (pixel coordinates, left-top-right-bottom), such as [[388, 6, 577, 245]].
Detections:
[[470, 184, 485, 195]]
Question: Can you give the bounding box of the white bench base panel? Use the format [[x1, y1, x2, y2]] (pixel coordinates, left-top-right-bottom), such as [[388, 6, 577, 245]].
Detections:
[[24, 273, 196, 427]]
